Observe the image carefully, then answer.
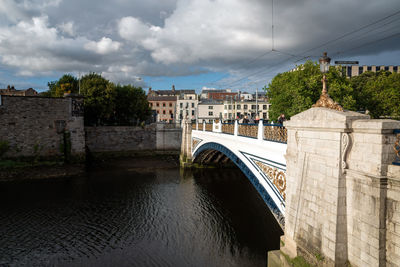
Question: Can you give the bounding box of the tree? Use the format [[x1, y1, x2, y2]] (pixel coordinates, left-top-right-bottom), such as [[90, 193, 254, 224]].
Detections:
[[47, 74, 79, 97], [351, 71, 400, 119], [264, 61, 356, 120], [80, 73, 115, 125], [113, 84, 151, 125]]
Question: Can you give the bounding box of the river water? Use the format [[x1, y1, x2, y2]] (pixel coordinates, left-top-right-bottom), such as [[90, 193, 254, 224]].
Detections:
[[0, 157, 282, 267]]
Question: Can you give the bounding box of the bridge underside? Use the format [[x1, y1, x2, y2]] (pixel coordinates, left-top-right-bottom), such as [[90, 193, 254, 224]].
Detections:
[[192, 142, 285, 227]]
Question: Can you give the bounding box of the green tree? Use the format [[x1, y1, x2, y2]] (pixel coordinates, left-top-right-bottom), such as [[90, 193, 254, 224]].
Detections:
[[113, 84, 151, 125], [351, 71, 400, 119], [264, 61, 356, 120], [80, 73, 115, 125], [47, 74, 79, 97]]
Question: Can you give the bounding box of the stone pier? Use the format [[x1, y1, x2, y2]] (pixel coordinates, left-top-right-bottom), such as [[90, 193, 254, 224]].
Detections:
[[282, 107, 400, 266]]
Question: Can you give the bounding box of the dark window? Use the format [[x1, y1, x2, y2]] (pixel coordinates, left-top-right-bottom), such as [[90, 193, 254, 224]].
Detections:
[[228, 105, 232, 109], [394, 66, 398, 72], [263, 105, 267, 109], [169, 110, 172, 114], [367, 66, 372, 71], [359, 67, 363, 75], [156, 103, 159, 107], [186, 110, 188, 115], [192, 110, 195, 115], [157, 110, 159, 114], [180, 103, 183, 108], [263, 112, 267, 119], [189, 96, 192, 100], [208, 106, 213, 109], [192, 103, 194, 108], [251, 105, 256, 109], [163, 103, 166, 107], [169, 103, 172, 107], [208, 111, 213, 116], [385, 66, 389, 71], [347, 66, 351, 77], [163, 110, 166, 114], [376, 66, 381, 71], [237, 104, 241, 109], [244, 105, 248, 109]]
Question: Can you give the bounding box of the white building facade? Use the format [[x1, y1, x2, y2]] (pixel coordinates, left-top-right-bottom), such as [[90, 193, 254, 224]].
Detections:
[[197, 100, 224, 123], [176, 90, 198, 123], [223, 100, 270, 121]]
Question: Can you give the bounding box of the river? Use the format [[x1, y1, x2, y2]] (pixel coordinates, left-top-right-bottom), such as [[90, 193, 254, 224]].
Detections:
[[0, 156, 282, 267]]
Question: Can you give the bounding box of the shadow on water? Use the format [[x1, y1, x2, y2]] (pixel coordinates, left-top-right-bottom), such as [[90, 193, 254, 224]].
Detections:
[[0, 158, 282, 267]]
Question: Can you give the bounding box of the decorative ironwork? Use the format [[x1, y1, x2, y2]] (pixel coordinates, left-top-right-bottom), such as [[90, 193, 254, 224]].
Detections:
[[222, 123, 234, 134], [254, 161, 286, 201], [205, 123, 212, 132], [312, 91, 344, 111], [192, 137, 201, 151], [238, 124, 258, 138], [71, 98, 84, 117], [192, 142, 284, 227], [264, 125, 287, 143], [341, 133, 350, 173], [394, 130, 400, 165]]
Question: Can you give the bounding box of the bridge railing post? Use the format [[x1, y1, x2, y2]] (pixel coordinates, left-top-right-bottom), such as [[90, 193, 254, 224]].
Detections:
[[212, 120, 215, 132], [203, 121, 206, 131], [257, 119, 264, 140], [234, 120, 238, 136]]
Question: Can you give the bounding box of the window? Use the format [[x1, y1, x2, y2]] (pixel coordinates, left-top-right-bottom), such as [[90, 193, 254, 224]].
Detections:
[[156, 103, 159, 107], [192, 110, 195, 115], [169, 103, 172, 107], [394, 66, 398, 72], [224, 105, 227, 110], [237, 104, 241, 109], [191, 103, 194, 108], [244, 104, 248, 109], [376, 66, 381, 71], [186, 110, 189, 116], [208, 106, 213, 109], [228, 105, 232, 109], [263, 105, 267, 110], [263, 112, 267, 119], [180, 103, 183, 108], [163, 110, 166, 114], [251, 105, 256, 109], [150, 103, 153, 107], [163, 103, 166, 107], [169, 110, 172, 114], [385, 66, 389, 71], [208, 111, 213, 116], [359, 66, 363, 75], [157, 110, 159, 114], [189, 96, 192, 100], [367, 66, 372, 71]]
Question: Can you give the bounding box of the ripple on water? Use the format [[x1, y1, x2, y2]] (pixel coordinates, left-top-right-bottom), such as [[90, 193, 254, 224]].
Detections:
[[0, 162, 282, 267]]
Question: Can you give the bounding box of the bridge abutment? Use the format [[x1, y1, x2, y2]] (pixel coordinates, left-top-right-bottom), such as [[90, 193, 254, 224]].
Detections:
[[180, 120, 193, 167], [283, 107, 400, 266]]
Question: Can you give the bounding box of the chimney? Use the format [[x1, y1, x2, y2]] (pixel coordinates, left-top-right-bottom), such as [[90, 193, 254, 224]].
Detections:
[[172, 85, 175, 92]]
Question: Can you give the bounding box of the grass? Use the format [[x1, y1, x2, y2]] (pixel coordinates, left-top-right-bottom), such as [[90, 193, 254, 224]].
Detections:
[[281, 251, 312, 267]]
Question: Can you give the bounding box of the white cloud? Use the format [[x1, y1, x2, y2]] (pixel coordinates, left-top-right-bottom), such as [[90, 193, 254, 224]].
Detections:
[[84, 37, 121, 55], [58, 21, 75, 36]]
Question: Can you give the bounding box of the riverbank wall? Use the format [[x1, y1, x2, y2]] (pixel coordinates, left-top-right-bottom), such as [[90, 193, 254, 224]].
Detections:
[[85, 124, 181, 155]]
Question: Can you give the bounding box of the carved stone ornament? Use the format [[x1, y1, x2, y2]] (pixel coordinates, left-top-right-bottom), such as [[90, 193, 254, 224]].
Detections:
[[394, 133, 400, 158], [312, 91, 344, 111], [341, 133, 350, 174]]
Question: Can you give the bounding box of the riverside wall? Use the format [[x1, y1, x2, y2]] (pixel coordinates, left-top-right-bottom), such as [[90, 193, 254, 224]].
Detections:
[[85, 124, 181, 154], [0, 95, 85, 159]]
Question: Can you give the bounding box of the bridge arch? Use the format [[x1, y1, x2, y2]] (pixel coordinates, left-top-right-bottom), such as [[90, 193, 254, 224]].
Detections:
[[193, 142, 284, 226]]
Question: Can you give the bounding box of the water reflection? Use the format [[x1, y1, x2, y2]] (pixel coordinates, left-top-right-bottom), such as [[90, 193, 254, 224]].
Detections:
[[0, 158, 282, 267]]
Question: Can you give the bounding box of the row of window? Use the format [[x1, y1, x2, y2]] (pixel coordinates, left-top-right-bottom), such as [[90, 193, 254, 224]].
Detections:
[[156, 110, 173, 115], [180, 110, 195, 116], [150, 102, 174, 107], [344, 66, 399, 77], [179, 102, 195, 108], [223, 104, 268, 110]]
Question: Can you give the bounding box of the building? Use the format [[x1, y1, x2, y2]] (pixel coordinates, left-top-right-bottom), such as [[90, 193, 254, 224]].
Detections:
[[197, 99, 224, 123], [340, 65, 400, 78], [223, 99, 270, 121], [147, 96, 176, 122], [0, 85, 38, 96], [200, 88, 231, 99], [176, 90, 198, 123]]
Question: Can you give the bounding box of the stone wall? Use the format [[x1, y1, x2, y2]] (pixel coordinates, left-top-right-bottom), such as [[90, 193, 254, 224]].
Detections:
[[283, 107, 400, 267], [85, 123, 181, 153], [0, 95, 85, 158]]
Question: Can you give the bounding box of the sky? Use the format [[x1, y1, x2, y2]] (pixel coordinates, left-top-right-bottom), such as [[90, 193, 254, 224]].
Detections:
[[0, 0, 400, 93]]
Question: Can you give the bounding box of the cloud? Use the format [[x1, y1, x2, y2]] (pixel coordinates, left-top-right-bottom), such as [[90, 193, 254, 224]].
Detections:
[[84, 37, 121, 55], [0, 0, 399, 89]]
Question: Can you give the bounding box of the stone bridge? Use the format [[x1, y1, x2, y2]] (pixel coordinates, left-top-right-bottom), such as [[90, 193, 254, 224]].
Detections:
[[181, 107, 400, 267]]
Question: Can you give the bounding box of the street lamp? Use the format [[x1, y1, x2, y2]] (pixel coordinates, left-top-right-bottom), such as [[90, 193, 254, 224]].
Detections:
[[312, 52, 343, 111]]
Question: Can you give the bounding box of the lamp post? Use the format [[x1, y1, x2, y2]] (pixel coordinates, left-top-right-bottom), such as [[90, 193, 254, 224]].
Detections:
[[312, 52, 343, 111]]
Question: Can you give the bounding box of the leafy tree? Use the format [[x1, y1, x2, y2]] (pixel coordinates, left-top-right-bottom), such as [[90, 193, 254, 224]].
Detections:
[[47, 74, 79, 97], [80, 73, 115, 125], [264, 61, 356, 120], [351, 71, 400, 119], [113, 84, 151, 125]]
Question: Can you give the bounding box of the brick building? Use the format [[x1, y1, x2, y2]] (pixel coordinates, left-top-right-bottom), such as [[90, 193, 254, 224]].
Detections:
[[0, 85, 38, 96]]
